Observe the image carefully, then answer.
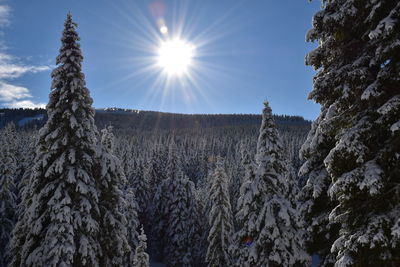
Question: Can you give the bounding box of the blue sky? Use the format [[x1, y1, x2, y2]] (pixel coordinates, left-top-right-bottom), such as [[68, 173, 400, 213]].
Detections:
[[0, 0, 321, 120]]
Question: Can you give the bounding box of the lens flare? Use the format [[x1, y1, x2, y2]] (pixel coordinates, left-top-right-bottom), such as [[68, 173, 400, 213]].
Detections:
[[160, 26, 168, 34], [157, 38, 195, 76]]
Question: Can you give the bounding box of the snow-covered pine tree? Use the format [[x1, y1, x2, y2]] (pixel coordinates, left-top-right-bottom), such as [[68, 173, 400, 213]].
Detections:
[[193, 187, 209, 266], [151, 140, 185, 262], [146, 149, 168, 194], [146, 148, 168, 256], [0, 124, 18, 267], [227, 159, 243, 215], [95, 126, 130, 266], [11, 124, 30, 196], [11, 14, 102, 266], [232, 148, 257, 266], [304, 1, 400, 265], [166, 139, 180, 181], [163, 171, 198, 267], [127, 158, 149, 225], [9, 133, 37, 267], [206, 157, 234, 267], [243, 102, 309, 266], [124, 188, 140, 267], [150, 141, 180, 261], [298, 116, 340, 266], [133, 227, 149, 267], [15, 130, 37, 211]]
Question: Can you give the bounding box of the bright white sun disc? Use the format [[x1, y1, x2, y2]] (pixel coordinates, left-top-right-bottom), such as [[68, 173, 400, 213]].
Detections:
[[157, 39, 195, 76]]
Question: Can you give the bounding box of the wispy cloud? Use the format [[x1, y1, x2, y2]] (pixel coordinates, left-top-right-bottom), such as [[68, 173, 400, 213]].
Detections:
[[0, 53, 50, 79], [0, 3, 49, 108], [0, 5, 10, 27], [0, 82, 45, 108], [0, 82, 31, 102]]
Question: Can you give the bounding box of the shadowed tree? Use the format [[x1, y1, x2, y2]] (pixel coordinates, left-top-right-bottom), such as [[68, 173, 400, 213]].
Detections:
[[302, 0, 400, 265]]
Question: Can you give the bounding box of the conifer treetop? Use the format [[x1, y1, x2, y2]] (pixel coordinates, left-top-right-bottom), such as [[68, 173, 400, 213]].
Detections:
[[14, 13, 102, 267]]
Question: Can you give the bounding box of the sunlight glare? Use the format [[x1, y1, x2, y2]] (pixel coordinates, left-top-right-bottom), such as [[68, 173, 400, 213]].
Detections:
[[160, 26, 168, 34], [157, 38, 195, 76]]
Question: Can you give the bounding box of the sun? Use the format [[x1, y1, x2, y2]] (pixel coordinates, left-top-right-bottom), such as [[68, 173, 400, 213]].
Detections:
[[157, 38, 195, 76]]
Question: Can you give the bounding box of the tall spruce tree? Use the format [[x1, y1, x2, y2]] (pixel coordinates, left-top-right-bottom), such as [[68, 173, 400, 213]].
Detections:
[[193, 188, 209, 266], [163, 172, 198, 267], [303, 0, 400, 265], [9, 135, 37, 267], [10, 14, 102, 266], [15, 130, 37, 212], [146, 148, 168, 257], [206, 157, 234, 267], [235, 102, 309, 266], [8, 129, 38, 267], [96, 126, 130, 266], [124, 188, 140, 266], [298, 116, 339, 266], [150, 141, 180, 261], [255, 102, 308, 266], [232, 149, 257, 266], [127, 158, 149, 225], [0, 124, 18, 267]]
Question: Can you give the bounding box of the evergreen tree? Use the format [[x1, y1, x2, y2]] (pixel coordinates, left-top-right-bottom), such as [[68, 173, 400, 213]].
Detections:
[[193, 187, 209, 266], [9, 129, 38, 267], [304, 0, 400, 265], [10, 14, 102, 266], [232, 149, 257, 266], [0, 124, 18, 267], [150, 142, 180, 261], [298, 116, 339, 266], [9, 140, 37, 267], [127, 158, 149, 224], [146, 148, 168, 257], [146, 149, 168, 194], [206, 157, 234, 267], [164, 172, 198, 267], [150, 178, 168, 261], [166, 140, 180, 180], [152, 140, 198, 266], [133, 227, 150, 267], [236, 102, 309, 266], [227, 160, 243, 214], [124, 188, 140, 267], [96, 126, 130, 266], [15, 130, 37, 212], [255, 102, 309, 266]]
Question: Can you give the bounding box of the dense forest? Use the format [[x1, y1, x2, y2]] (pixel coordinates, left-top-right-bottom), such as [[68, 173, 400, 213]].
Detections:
[[1, 1, 399, 267], [0, 107, 309, 130], [0, 106, 310, 266]]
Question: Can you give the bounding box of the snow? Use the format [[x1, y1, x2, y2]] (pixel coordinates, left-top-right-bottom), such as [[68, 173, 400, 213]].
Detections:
[[361, 81, 380, 100], [358, 160, 383, 196], [390, 120, 400, 133], [369, 12, 397, 39]]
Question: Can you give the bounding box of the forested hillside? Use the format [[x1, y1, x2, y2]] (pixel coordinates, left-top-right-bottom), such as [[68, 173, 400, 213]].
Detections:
[[0, 108, 310, 267], [0, 107, 309, 130]]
